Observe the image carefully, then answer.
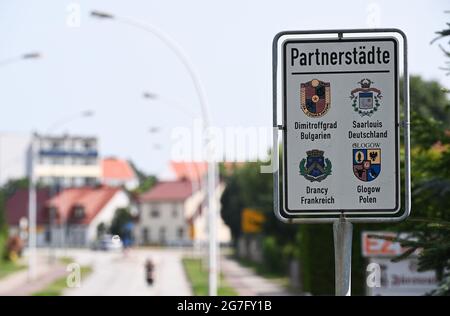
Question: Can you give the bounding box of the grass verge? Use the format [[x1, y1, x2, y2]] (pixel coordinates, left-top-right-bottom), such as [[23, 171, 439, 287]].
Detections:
[[235, 256, 290, 289], [182, 257, 237, 296], [0, 260, 26, 280]]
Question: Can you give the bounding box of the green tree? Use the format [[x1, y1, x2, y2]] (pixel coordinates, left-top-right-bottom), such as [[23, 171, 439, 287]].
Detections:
[[110, 208, 133, 239], [0, 178, 29, 260], [408, 76, 450, 126], [0, 191, 8, 260], [220, 173, 244, 244], [391, 15, 450, 296], [220, 160, 297, 277], [431, 15, 450, 77], [96, 222, 107, 239], [376, 16, 450, 295], [128, 160, 157, 194]]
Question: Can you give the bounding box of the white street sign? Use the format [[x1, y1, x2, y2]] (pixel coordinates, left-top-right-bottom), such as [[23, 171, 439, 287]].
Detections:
[[275, 33, 403, 219]]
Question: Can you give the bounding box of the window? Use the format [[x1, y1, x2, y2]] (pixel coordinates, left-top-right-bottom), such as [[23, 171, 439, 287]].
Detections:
[[73, 206, 85, 219], [84, 140, 93, 150], [172, 205, 178, 218], [151, 208, 160, 218], [159, 227, 166, 243], [84, 177, 95, 186], [177, 227, 184, 239], [142, 228, 149, 244], [51, 140, 61, 150], [84, 157, 93, 165], [45, 229, 51, 243], [51, 157, 63, 165]]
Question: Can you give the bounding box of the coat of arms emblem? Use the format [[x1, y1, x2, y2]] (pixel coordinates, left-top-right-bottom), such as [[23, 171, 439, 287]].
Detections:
[[299, 150, 332, 182], [350, 79, 382, 117], [352, 148, 381, 182], [300, 79, 331, 117]]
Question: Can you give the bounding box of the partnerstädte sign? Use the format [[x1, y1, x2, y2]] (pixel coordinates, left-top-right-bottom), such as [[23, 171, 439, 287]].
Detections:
[[277, 35, 400, 217]]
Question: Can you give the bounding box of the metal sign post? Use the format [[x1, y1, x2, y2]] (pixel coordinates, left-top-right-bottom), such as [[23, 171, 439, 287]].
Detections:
[[333, 216, 353, 296], [272, 29, 410, 296]]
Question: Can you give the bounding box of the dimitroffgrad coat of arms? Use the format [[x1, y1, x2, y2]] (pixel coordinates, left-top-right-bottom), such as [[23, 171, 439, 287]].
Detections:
[[300, 79, 331, 118]]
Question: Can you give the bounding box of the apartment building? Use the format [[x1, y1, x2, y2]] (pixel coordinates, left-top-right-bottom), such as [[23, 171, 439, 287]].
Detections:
[[30, 133, 101, 187]]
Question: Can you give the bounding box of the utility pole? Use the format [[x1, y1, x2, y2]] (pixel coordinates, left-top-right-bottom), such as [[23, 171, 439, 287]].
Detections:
[[27, 140, 37, 280]]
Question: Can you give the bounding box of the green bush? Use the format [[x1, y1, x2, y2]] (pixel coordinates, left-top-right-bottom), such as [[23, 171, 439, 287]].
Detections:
[[297, 224, 335, 295], [0, 234, 6, 261], [0, 192, 8, 261], [262, 236, 284, 272]]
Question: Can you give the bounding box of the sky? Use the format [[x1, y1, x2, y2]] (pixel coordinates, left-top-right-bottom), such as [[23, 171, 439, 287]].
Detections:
[[0, 0, 448, 176]]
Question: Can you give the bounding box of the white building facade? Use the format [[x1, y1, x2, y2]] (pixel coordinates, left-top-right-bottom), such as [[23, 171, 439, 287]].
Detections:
[[135, 180, 204, 246], [0, 132, 31, 185], [30, 133, 101, 187], [134, 178, 231, 246]]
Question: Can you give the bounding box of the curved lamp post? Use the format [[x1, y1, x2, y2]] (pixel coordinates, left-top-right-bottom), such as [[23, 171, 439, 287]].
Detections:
[[91, 10, 219, 295]]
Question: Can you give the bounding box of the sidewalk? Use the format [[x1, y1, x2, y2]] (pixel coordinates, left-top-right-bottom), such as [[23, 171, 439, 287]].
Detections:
[[220, 256, 294, 296], [0, 254, 67, 296]]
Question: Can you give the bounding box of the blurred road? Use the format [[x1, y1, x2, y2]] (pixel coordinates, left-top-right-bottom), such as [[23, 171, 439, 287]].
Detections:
[[63, 248, 192, 296]]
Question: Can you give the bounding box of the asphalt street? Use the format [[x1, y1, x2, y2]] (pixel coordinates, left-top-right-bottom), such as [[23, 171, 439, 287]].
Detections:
[[63, 248, 192, 296]]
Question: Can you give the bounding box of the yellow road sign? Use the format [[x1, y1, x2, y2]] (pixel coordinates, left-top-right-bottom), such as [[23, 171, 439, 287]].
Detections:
[[242, 208, 265, 234]]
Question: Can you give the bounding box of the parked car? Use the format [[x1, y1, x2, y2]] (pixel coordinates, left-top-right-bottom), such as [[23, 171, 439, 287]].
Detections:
[[92, 235, 123, 251]]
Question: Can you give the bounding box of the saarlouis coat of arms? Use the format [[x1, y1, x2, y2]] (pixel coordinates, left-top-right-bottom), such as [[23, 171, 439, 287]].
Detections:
[[350, 79, 382, 117]]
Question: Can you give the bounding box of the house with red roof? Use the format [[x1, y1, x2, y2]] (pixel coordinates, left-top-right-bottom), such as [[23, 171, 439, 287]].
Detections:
[[6, 188, 52, 246], [168, 161, 208, 182], [46, 186, 130, 247], [101, 158, 139, 190], [134, 179, 205, 245], [134, 175, 231, 246], [6, 186, 130, 247]]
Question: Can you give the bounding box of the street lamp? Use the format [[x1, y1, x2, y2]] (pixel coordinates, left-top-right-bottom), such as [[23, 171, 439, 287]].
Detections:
[[143, 90, 196, 117], [143, 91, 205, 245], [91, 10, 114, 19], [92, 10, 219, 295], [22, 52, 42, 60], [45, 110, 95, 133], [143, 92, 158, 100], [0, 51, 41, 68]]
